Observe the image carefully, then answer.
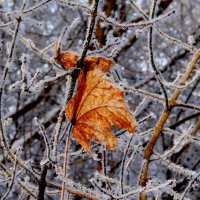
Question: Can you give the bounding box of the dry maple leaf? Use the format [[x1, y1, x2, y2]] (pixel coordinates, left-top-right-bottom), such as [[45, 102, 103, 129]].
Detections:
[[65, 62, 137, 153], [54, 49, 137, 152]]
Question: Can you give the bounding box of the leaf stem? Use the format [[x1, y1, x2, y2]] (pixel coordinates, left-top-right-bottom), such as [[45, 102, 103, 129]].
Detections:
[[61, 124, 72, 200]]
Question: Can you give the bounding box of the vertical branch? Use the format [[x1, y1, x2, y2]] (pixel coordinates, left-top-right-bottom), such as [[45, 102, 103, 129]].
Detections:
[[119, 135, 134, 195], [130, 0, 169, 108], [35, 117, 51, 162], [1, 149, 19, 200], [52, 77, 73, 161], [61, 124, 72, 200], [102, 150, 107, 176], [53, 19, 81, 159], [148, 0, 169, 108], [37, 165, 48, 200], [60, 1, 99, 199], [77, 0, 99, 68]]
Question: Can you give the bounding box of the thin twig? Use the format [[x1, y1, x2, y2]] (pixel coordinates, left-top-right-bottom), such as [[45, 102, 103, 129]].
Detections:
[[59, 0, 175, 30], [4, 0, 52, 15], [0, 20, 17, 28], [37, 165, 48, 200], [34, 118, 51, 163], [1, 149, 19, 200], [119, 135, 134, 194], [52, 78, 73, 161], [77, 0, 99, 68], [18, 180, 37, 199], [61, 124, 72, 200], [174, 102, 200, 111], [147, 0, 169, 108]]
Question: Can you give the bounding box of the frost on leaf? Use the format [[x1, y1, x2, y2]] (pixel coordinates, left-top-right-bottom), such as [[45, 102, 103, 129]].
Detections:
[[65, 60, 137, 153]]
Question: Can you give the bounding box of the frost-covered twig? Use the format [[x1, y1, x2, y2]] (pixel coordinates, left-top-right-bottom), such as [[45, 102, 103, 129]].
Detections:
[[37, 165, 48, 200], [59, 0, 175, 30], [34, 117, 51, 163], [180, 172, 200, 200], [29, 70, 73, 93], [17, 180, 37, 199], [52, 78, 73, 161], [161, 69, 200, 89], [154, 151, 196, 178], [173, 102, 200, 111], [156, 28, 197, 53], [134, 97, 148, 116], [129, 0, 148, 20], [147, 0, 169, 109], [119, 134, 134, 194], [124, 85, 164, 102], [99, 10, 175, 30], [1, 148, 19, 200], [62, 126, 85, 200], [129, 0, 196, 54], [9, 54, 30, 93], [123, 1, 170, 109], [163, 128, 200, 145], [126, 142, 142, 168], [4, 0, 52, 15], [0, 20, 17, 28], [57, 18, 80, 48], [165, 190, 190, 200], [93, 179, 176, 199], [77, 1, 99, 68], [162, 125, 193, 158], [9, 30, 54, 64], [170, 112, 200, 129], [0, 162, 11, 177]]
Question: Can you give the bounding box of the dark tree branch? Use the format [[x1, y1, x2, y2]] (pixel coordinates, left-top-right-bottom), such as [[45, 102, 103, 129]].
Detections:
[[37, 165, 48, 200]]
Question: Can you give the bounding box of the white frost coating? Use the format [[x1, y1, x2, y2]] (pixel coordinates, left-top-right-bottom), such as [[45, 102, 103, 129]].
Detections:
[[165, 190, 191, 200], [154, 152, 197, 179], [3, 117, 13, 129], [162, 125, 193, 158], [58, 17, 80, 45], [9, 54, 35, 93], [145, 179, 176, 196], [65, 178, 110, 200], [188, 35, 196, 45]]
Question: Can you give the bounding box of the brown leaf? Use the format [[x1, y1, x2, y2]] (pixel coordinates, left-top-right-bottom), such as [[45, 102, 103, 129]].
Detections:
[[55, 50, 113, 72], [58, 51, 79, 70], [66, 63, 137, 153], [85, 56, 113, 72]]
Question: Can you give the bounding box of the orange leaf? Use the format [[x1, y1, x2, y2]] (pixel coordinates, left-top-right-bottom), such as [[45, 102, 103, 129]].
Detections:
[[85, 56, 113, 72], [66, 63, 137, 153], [59, 51, 79, 70], [55, 50, 113, 72]]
